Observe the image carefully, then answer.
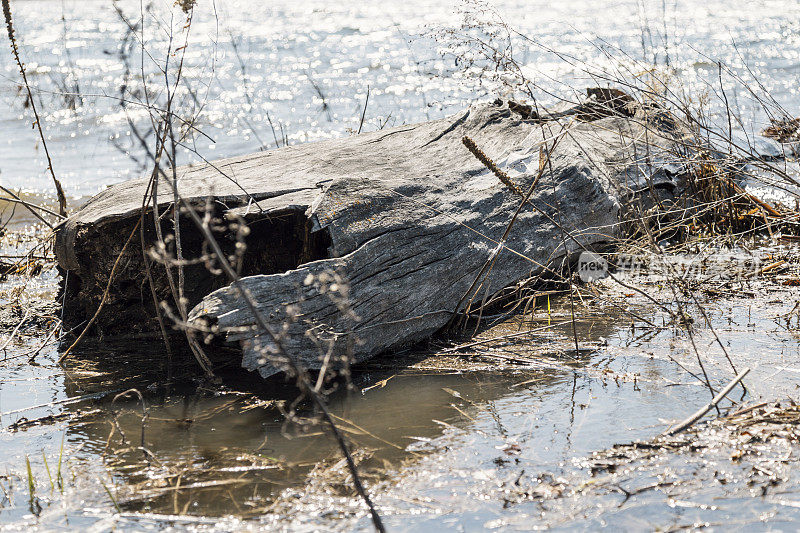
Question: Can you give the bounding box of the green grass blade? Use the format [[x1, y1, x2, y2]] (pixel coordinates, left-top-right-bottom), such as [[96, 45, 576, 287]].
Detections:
[[42, 451, 54, 491], [25, 455, 35, 501], [57, 433, 65, 493], [101, 480, 121, 513]]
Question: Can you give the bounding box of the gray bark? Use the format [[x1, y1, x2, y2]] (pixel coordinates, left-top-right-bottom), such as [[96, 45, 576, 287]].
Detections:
[[54, 92, 684, 378], [183, 98, 682, 378]]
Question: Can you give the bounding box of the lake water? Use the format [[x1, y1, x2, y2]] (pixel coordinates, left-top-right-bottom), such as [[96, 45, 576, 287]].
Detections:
[[2, 0, 800, 197]]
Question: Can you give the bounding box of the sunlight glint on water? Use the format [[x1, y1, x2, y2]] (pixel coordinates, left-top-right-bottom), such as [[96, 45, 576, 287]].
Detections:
[[1, 0, 800, 196]]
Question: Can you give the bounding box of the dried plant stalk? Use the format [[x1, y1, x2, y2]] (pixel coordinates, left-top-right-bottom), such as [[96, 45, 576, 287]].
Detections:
[[462, 135, 524, 196]]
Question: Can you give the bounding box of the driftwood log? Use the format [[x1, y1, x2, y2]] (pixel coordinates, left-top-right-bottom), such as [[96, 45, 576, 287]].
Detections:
[[55, 91, 684, 378]]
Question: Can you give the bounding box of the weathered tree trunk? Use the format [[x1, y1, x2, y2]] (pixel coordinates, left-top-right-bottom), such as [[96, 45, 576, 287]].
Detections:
[[55, 92, 683, 378]]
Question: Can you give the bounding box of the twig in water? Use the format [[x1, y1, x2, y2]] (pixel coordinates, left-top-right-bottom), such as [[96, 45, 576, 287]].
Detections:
[[228, 31, 270, 150], [25, 455, 35, 501], [42, 451, 53, 490], [662, 367, 750, 436], [56, 433, 64, 492], [0, 186, 64, 225], [112, 388, 148, 456], [101, 479, 122, 513], [1, 307, 31, 357], [306, 70, 331, 121], [22, 321, 60, 363], [0, 389, 122, 418]]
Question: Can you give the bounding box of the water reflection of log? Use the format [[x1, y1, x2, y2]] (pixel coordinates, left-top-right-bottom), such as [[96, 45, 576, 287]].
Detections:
[[56, 307, 621, 516]]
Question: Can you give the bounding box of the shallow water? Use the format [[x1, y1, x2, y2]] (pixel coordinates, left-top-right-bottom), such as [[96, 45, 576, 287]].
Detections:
[[2, 245, 800, 529]]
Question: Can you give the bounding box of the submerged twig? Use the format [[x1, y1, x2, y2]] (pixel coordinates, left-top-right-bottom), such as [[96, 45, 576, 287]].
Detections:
[[358, 85, 370, 135]]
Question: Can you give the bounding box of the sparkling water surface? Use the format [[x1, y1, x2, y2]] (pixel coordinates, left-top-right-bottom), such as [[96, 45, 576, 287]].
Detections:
[[2, 2, 800, 530], [1, 0, 800, 197]]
